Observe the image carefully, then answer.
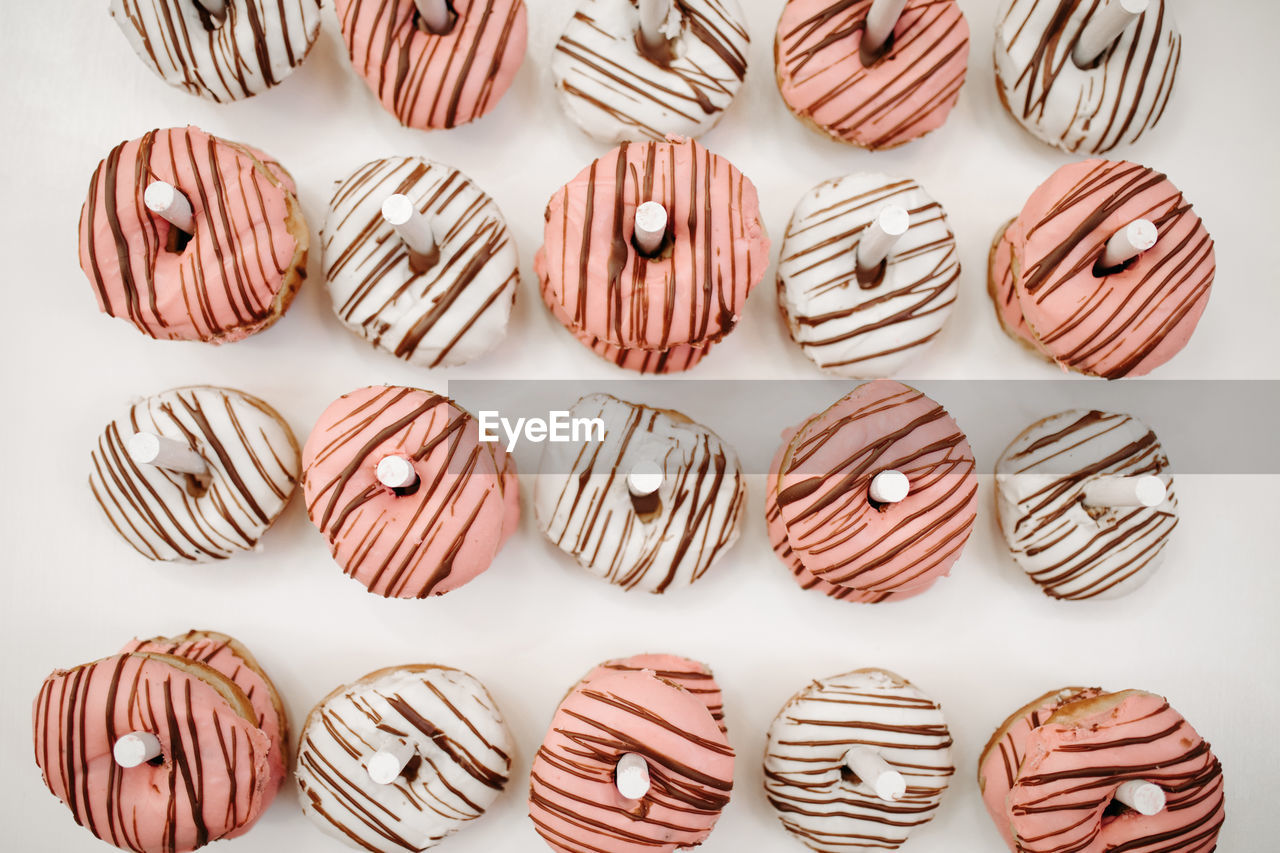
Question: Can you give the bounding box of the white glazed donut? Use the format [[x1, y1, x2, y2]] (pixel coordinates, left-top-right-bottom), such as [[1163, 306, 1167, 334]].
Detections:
[[109, 0, 322, 102], [323, 156, 520, 368], [534, 393, 746, 593], [764, 668, 954, 852], [295, 664, 514, 852], [994, 0, 1181, 154], [89, 385, 300, 563], [551, 0, 750, 143], [995, 409, 1178, 600], [777, 173, 960, 377]]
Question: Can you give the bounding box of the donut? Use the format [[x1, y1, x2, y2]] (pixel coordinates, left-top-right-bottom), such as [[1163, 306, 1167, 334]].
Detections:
[[333, 0, 528, 130], [551, 0, 750, 142], [583, 654, 727, 734], [994, 0, 1181, 154], [323, 156, 519, 368], [764, 668, 954, 851], [768, 379, 978, 601], [529, 659, 734, 852], [775, 0, 970, 150], [777, 173, 960, 377], [89, 385, 301, 563], [990, 159, 1215, 378], [120, 631, 288, 815], [295, 664, 514, 852], [534, 393, 745, 593], [534, 136, 769, 372], [301, 385, 518, 598], [109, 0, 322, 102], [78, 126, 309, 344], [978, 688, 1225, 852], [995, 409, 1177, 600], [33, 651, 273, 853]]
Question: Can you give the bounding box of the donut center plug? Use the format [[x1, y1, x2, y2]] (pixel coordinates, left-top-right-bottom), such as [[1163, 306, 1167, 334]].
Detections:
[[631, 201, 674, 260], [193, 0, 229, 31], [414, 0, 458, 35]]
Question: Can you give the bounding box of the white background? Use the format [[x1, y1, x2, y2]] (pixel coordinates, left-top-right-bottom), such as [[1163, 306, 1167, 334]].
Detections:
[[2, 0, 1278, 851]]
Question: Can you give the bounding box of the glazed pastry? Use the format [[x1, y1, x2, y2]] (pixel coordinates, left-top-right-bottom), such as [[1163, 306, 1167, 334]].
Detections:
[[78, 126, 309, 344], [121, 631, 289, 813], [301, 385, 518, 598], [979, 687, 1225, 852], [778, 173, 960, 377], [333, 0, 528, 130], [529, 657, 733, 853], [764, 668, 954, 851], [535, 136, 769, 372], [551, 0, 750, 142], [534, 393, 745, 593], [995, 409, 1177, 600], [768, 379, 978, 602], [89, 385, 300, 563], [990, 159, 1214, 378], [33, 651, 273, 853], [775, 0, 970, 150], [109, 0, 322, 102], [995, 0, 1181, 154], [323, 156, 519, 367], [296, 664, 513, 852]]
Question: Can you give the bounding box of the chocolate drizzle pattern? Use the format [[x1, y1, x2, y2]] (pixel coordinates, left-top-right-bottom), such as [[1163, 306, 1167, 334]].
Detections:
[[529, 666, 734, 853], [33, 652, 272, 853], [334, 0, 528, 130], [764, 668, 954, 852], [994, 0, 1181, 154], [89, 385, 301, 563], [775, 0, 970, 150], [535, 393, 745, 594], [109, 0, 322, 102], [778, 173, 960, 377], [78, 127, 309, 344], [552, 0, 750, 142], [323, 156, 519, 368], [586, 655, 728, 735], [295, 665, 514, 852], [301, 386, 516, 599], [995, 409, 1177, 600]]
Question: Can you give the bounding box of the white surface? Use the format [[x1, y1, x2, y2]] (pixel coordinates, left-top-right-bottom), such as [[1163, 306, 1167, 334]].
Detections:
[[1, 1, 1278, 852]]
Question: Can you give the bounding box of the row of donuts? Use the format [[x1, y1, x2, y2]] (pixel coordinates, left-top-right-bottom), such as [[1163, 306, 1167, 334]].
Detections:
[[94, 379, 1178, 603], [82, 129, 1216, 379], [33, 630, 1226, 853], [112, 0, 1182, 156]]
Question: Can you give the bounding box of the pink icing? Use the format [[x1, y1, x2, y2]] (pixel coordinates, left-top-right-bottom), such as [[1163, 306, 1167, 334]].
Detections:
[[535, 137, 769, 355], [33, 653, 271, 853], [775, 0, 970, 149], [583, 654, 727, 734], [529, 668, 734, 853], [774, 380, 977, 597], [301, 386, 512, 598], [1010, 159, 1215, 378], [335, 0, 527, 130], [77, 126, 301, 344]]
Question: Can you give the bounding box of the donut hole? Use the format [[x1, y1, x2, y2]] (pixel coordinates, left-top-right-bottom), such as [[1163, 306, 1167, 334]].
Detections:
[[183, 470, 213, 498], [859, 30, 898, 68], [840, 763, 865, 787], [164, 223, 194, 255], [1092, 252, 1140, 279], [855, 258, 889, 290], [1101, 793, 1135, 823], [147, 752, 165, 768], [194, 2, 228, 31], [631, 227, 675, 261], [415, 1, 459, 36]]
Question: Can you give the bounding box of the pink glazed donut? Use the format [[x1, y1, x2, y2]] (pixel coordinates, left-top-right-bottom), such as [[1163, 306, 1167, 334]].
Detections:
[[301, 385, 518, 599], [771, 379, 978, 600], [993, 159, 1215, 378], [334, 0, 528, 130], [775, 0, 970, 150], [78, 126, 309, 344], [33, 652, 273, 853], [535, 136, 769, 371], [580, 654, 727, 734]]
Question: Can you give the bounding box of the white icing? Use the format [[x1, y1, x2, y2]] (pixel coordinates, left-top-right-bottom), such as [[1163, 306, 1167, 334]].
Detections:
[[109, 0, 322, 103], [778, 173, 960, 378], [551, 0, 750, 143], [296, 666, 513, 852], [995, 409, 1178, 600], [88, 386, 300, 563], [534, 393, 745, 593], [323, 156, 519, 368]]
